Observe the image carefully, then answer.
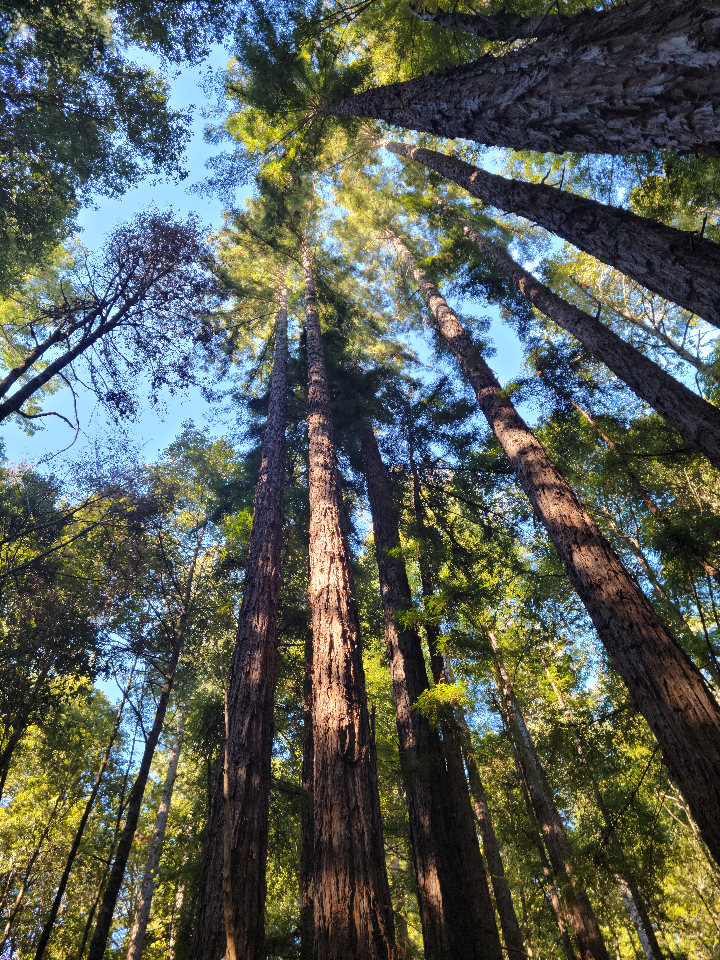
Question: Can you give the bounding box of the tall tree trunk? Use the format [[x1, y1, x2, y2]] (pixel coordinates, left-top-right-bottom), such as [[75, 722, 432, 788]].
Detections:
[[489, 633, 610, 960], [385, 226, 720, 866], [458, 219, 720, 469], [33, 657, 139, 960], [377, 139, 720, 330], [359, 416, 503, 960], [87, 531, 204, 960], [125, 722, 184, 960], [407, 435, 504, 960], [408, 4, 574, 39], [328, 0, 720, 157], [193, 277, 288, 960], [301, 235, 396, 960], [300, 628, 315, 960], [538, 651, 664, 960]]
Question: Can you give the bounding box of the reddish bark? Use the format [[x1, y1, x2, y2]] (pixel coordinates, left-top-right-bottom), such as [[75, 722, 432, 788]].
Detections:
[[386, 226, 720, 867], [379, 139, 720, 331], [302, 237, 396, 960]]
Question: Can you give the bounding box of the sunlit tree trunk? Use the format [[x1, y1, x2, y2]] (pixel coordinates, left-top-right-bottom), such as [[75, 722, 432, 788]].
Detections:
[[359, 415, 502, 960], [125, 723, 184, 960], [377, 139, 720, 330], [193, 276, 288, 960], [330, 0, 720, 157], [490, 633, 610, 960], [302, 236, 396, 960], [386, 226, 720, 867]]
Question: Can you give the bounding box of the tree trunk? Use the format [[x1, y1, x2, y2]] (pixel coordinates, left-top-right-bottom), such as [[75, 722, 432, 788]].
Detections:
[[125, 723, 184, 960], [300, 627, 315, 960], [377, 139, 720, 330], [0, 650, 57, 798], [538, 652, 665, 960], [458, 220, 720, 470], [329, 0, 720, 157], [490, 633, 610, 960], [408, 4, 574, 39], [192, 279, 288, 960], [407, 437, 504, 960], [360, 415, 503, 960], [302, 235, 396, 960], [87, 531, 204, 960], [386, 226, 720, 867], [33, 657, 139, 960]]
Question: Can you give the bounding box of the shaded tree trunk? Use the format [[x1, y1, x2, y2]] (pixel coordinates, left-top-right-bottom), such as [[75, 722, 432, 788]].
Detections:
[[33, 656, 139, 960], [87, 531, 204, 960], [301, 235, 396, 960], [490, 633, 610, 960], [359, 415, 502, 960], [0, 650, 57, 799], [538, 652, 665, 960], [408, 4, 574, 39], [386, 226, 720, 866], [458, 220, 720, 469], [300, 627, 315, 960], [125, 723, 184, 960], [377, 139, 720, 330], [407, 434, 504, 960], [329, 0, 720, 157], [193, 277, 288, 960]]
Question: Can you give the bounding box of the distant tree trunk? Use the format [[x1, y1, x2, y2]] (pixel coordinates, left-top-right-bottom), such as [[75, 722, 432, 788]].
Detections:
[[406, 433, 504, 960], [167, 865, 188, 960], [222, 684, 238, 960], [125, 723, 184, 960], [457, 221, 720, 470], [33, 657, 139, 960], [489, 633, 610, 960], [301, 235, 396, 960], [538, 651, 665, 960], [329, 0, 720, 157], [192, 277, 288, 960], [377, 139, 720, 330], [359, 415, 502, 960], [300, 628, 315, 960], [386, 226, 720, 867], [408, 4, 573, 39], [87, 530, 204, 960]]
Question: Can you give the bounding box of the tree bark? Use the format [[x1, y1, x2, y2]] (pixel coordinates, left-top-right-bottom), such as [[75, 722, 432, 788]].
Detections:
[[300, 627, 315, 960], [87, 530, 204, 960], [378, 139, 720, 330], [329, 0, 720, 157], [33, 657, 139, 960], [490, 633, 610, 960], [408, 5, 574, 40], [538, 652, 665, 960], [360, 415, 503, 960], [302, 235, 396, 960], [406, 437, 504, 960], [125, 723, 184, 960], [458, 220, 720, 470], [193, 277, 288, 960], [386, 226, 720, 867]]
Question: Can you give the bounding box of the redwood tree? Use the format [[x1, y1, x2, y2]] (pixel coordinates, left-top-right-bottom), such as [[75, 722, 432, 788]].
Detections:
[[301, 235, 396, 960], [385, 225, 720, 868]]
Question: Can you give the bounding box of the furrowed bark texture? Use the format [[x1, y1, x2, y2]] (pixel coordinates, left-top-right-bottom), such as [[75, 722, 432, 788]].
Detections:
[[87, 534, 203, 960], [409, 5, 574, 39], [491, 637, 609, 960], [459, 222, 720, 469], [302, 237, 396, 960], [193, 282, 288, 960], [387, 227, 720, 867], [300, 629, 315, 960], [360, 416, 500, 960], [381, 140, 720, 330], [330, 0, 720, 156], [125, 726, 184, 960], [407, 439, 504, 960]]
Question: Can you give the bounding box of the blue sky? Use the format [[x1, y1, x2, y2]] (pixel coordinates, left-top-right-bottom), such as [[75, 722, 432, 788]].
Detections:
[[0, 45, 525, 469]]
